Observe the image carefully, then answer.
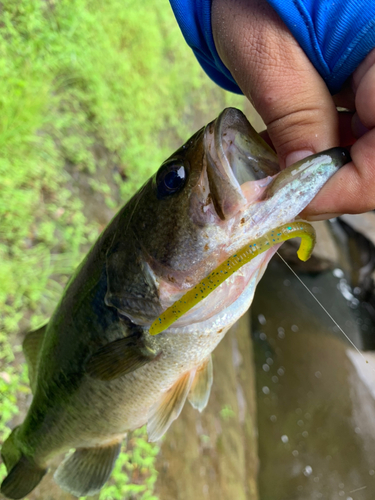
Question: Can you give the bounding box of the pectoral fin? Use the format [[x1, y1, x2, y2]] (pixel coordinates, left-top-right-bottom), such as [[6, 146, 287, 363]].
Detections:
[[54, 441, 122, 497], [147, 370, 195, 442], [188, 355, 213, 412], [86, 335, 157, 381], [22, 324, 47, 393]]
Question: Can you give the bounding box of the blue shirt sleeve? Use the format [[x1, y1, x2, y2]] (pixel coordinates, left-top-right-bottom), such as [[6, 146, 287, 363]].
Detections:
[[169, 0, 375, 95], [169, 0, 242, 94]]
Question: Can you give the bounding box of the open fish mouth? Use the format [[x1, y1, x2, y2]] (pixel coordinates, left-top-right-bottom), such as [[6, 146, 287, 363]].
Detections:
[[204, 108, 350, 233], [153, 109, 351, 331]]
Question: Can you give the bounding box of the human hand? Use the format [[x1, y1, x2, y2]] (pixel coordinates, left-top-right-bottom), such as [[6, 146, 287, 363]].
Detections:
[[211, 0, 375, 220]]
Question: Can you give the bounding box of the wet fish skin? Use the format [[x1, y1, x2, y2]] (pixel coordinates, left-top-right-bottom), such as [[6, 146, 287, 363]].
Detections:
[[0, 108, 350, 499]]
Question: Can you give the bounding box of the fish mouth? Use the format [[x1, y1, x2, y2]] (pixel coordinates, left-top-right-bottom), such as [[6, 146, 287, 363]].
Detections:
[[155, 109, 283, 325], [204, 108, 351, 239], [162, 109, 351, 328], [204, 107, 279, 220]]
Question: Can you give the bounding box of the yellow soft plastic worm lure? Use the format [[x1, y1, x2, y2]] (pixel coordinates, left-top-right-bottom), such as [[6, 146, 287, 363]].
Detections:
[[149, 221, 316, 336]]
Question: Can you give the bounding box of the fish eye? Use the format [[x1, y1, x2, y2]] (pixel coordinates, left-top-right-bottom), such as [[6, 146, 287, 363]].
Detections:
[[156, 160, 188, 199]]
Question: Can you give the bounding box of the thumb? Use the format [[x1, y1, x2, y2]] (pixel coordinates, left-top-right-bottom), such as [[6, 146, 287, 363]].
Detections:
[[212, 0, 339, 168]]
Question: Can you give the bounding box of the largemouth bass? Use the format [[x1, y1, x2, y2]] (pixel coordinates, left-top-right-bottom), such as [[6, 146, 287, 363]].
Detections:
[[0, 108, 350, 499]]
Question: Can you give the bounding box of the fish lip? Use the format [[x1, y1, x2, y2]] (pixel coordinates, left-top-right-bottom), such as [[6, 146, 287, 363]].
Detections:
[[203, 108, 279, 220], [234, 148, 351, 244], [263, 148, 351, 203]]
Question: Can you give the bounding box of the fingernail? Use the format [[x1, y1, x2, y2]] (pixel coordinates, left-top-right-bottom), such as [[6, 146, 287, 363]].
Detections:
[[352, 113, 369, 138], [305, 213, 342, 221], [285, 150, 314, 169]]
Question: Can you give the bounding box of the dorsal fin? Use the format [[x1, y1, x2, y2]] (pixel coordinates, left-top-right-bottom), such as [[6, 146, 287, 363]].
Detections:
[[22, 324, 47, 393], [188, 355, 213, 412], [147, 370, 195, 442]]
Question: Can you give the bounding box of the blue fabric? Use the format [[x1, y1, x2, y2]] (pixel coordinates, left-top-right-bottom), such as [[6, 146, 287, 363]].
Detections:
[[169, 0, 375, 94], [169, 0, 241, 94]]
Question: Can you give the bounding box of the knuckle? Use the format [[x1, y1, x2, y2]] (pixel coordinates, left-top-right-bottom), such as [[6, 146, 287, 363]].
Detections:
[[266, 107, 335, 154]]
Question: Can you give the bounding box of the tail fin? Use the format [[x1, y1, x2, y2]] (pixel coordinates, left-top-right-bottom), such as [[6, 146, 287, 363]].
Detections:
[[54, 441, 122, 497], [1, 428, 47, 499]]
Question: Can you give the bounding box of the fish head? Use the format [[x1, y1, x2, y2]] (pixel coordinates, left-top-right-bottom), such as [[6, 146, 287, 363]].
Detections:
[[105, 108, 350, 327]]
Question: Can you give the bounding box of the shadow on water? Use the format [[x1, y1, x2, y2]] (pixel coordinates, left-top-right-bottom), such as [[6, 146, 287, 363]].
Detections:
[[251, 216, 375, 500]]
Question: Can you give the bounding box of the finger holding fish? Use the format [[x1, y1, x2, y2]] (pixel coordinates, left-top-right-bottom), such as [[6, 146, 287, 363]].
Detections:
[[302, 49, 375, 220]]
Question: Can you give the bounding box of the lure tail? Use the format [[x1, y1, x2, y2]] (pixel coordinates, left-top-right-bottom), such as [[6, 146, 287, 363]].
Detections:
[[0, 427, 47, 499]]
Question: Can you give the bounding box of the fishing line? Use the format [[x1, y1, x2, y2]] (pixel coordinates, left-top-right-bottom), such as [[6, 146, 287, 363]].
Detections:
[[349, 485, 367, 493], [277, 251, 372, 368]]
